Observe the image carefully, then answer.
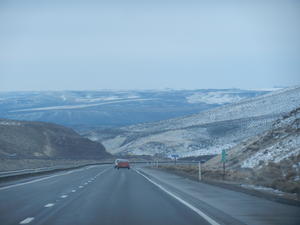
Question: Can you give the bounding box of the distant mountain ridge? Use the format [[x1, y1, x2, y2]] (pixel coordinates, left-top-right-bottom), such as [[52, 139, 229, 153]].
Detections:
[[0, 89, 269, 129], [90, 86, 300, 157], [0, 119, 110, 160]]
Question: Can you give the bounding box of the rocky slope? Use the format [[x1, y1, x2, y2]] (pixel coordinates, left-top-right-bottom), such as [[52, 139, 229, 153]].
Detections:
[[0, 119, 110, 160], [91, 86, 300, 157], [204, 107, 300, 195]]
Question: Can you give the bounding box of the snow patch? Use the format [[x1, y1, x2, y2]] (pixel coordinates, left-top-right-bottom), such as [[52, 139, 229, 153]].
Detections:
[[241, 135, 300, 169], [75, 95, 140, 103], [180, 144, 235, 158], [187, 92, 245, 104], [0, 121, 21, 126], [75, 96, 122, 102], [60, 95, 67, 101], [294, 176, 300, 181], [241, 184, 285, 195]]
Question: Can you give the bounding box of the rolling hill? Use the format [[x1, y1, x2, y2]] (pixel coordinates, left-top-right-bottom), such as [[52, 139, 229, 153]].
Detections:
[[0, 119, 110, 160], [89, 86, 300, 157]]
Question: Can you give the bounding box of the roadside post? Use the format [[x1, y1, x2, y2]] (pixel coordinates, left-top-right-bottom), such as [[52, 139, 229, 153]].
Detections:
[[171, 154, 179, 165], [198, 161, 202, 181], [221, 149, 227, 180]]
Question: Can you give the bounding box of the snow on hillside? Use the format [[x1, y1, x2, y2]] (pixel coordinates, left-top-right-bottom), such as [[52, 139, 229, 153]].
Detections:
[[186, 91, 245, 104], [204, 106, 300, 195], [240, 107, 300, 169], [74, 95, 140, 103], [101, 86, 300, 157], [241, 135, 300, 169], [111, 115, 275, 157], [126, 86, 300, 133]]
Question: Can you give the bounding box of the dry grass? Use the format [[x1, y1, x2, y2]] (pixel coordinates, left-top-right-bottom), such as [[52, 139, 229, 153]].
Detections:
[[156, 164, 300, 200]]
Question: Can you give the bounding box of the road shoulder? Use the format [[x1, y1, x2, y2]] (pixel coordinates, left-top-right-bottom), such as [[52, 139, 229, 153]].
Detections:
[[137, 167, 300, 225]]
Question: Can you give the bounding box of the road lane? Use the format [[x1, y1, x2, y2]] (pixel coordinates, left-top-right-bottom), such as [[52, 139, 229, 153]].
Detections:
[[0, 166, 209, 225], [33, 168, 208, 225], [140, 167, 300, 225], [0, 165, 110, 225], [1, 164, 299, 225]]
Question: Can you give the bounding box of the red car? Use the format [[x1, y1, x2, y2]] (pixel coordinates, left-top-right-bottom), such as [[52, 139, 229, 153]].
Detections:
[[115, 159, 130, 169]]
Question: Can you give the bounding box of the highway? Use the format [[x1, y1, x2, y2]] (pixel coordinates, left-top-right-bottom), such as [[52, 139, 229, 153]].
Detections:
[[0, 165, 299, 225]]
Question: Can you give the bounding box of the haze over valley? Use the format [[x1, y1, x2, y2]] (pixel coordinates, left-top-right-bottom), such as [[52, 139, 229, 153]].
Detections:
[[0, 89, 269, 129]]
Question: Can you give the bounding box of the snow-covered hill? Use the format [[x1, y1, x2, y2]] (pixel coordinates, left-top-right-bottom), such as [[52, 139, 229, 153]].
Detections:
[[205, 107, 300, 195], [93, 86, 300, 157]]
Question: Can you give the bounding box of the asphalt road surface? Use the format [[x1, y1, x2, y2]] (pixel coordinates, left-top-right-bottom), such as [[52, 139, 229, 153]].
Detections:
[[0, 165, 299, 225]]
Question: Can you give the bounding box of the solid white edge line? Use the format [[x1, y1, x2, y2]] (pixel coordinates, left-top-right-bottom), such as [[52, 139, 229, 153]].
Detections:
[[135, 169, 220, 225], [19, 217, 35, 224]]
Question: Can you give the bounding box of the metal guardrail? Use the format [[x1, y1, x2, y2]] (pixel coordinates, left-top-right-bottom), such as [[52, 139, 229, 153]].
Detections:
[[0, 165, 77, 178], [0, 160, 200, 180], [0, 162, 114, 182]]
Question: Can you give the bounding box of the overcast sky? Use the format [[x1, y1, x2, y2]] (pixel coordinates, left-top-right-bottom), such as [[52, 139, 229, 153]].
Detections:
[[1, 0, 299, 91]]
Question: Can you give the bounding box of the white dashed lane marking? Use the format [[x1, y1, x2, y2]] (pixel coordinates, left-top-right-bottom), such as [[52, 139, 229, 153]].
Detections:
[[19, 217, 35, 224], [44, 203, 55, 208], [0, 166, 110, 191], [16, 168, 110, 225]]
